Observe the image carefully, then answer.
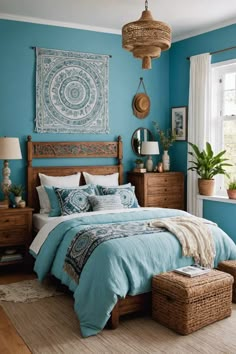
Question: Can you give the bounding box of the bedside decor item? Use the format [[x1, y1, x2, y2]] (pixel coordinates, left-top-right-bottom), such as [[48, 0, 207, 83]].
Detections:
[[141, 141, 159, 172], [171, 106, 188, 141], [162, 150, 170, 172], [122, 0, 171, 69], [132, 78, 150, 119], [9, 184, 25, 205], [131, 128, 153, 156], [152, 121, 176, 172], [188, 142, 232, 196], [227, 180, 236, 200], [0, 137, 22, 202], [35, 47, 110, 134], [135, 158, 144, 169]]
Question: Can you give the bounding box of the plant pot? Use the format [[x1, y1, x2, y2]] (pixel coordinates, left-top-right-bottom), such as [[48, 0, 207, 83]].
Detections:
[[227, 189, 236, 200], [14, 196, 22, 206], [136, 163, 144, 169], [198, 179, 215, 196]]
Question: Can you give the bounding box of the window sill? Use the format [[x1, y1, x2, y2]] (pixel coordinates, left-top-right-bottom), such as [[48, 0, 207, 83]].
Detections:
[[197, 194, 236, 204]]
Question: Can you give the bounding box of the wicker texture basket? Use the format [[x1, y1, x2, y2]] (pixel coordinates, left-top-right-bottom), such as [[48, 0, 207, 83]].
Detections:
[[152, 270, 233, 335], [218, 260, 236, 303]]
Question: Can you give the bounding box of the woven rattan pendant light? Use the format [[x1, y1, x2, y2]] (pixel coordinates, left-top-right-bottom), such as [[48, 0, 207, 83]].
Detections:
[[122, 0, 172, 70]]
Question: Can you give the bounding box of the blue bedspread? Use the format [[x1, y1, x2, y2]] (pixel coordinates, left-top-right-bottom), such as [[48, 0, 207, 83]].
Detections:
[[33, 208, 236, 337]]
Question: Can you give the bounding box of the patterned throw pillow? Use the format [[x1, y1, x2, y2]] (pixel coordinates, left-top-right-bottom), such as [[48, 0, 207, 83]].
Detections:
[[98, 185, 139, 208], [88, 195, 124, 211], [54, 185, 96, 215]]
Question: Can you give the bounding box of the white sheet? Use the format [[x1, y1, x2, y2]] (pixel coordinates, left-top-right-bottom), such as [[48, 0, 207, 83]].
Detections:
[[33, 213, 57, 231], [30, 208, 157, 256]]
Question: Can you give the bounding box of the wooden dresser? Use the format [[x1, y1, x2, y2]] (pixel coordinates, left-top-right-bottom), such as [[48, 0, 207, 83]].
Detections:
[[0, 207, 33, 267], [127, 172, 185, 210]]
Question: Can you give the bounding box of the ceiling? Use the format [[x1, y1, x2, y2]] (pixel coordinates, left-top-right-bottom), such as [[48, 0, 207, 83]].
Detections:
[[0, 0, 236, 42]]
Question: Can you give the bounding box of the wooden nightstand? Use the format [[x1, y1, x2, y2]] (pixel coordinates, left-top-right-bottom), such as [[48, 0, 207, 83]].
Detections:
[[0, 207, 33, 267], [128, 172, 185, 210]]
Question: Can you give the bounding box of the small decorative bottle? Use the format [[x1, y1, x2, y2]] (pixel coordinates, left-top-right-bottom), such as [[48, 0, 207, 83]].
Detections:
[[162, 150, 170, 172]]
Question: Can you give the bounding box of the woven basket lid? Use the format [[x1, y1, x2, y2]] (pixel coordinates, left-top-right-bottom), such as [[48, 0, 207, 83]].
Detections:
[[132, 93, 150, 119]]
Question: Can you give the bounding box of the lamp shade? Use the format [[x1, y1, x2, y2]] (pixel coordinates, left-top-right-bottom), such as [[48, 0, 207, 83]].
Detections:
[[141, 141, 159, 155], [0, 137, 22, 160]]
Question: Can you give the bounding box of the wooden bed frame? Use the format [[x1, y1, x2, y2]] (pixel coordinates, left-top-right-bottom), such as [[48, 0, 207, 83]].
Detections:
[[26, 135, 150, 329]]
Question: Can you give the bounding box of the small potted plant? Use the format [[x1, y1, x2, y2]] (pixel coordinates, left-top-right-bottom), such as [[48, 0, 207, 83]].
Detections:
[[188, 142, 232, 196], [227, 180, 236, 199], [9, 184, 25, 205], [135, 158, 144, 168]]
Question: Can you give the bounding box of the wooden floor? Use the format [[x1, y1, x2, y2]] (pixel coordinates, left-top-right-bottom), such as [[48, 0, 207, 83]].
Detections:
[[0, 266, 35, 354]]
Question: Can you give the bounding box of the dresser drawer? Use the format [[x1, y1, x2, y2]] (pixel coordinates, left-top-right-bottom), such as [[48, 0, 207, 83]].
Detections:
[[0, 229, 26, 246], [0, 214, 27, 230], [147, 185, 183, 195], [147, 174, 183, 188], [147, 194, 184, 207]]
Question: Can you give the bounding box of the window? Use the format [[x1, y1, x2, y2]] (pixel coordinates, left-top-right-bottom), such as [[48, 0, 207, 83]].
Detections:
[[212, 60, 236, 195]]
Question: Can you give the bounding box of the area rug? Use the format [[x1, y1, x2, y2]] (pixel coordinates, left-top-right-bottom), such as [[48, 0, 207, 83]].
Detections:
[[0, 278, 63, 303], [1, 294, 236, 354]]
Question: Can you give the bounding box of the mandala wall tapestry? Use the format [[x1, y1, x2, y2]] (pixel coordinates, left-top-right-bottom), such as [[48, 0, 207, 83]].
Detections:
[[35, 47, 109, 133]]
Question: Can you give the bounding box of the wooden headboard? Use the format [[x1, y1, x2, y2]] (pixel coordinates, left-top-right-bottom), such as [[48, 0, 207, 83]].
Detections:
[[27, 135, 123, 212]]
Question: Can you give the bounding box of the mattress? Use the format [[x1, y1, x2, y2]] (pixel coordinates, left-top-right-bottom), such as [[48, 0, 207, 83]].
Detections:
[[33, 213, 57, 231]]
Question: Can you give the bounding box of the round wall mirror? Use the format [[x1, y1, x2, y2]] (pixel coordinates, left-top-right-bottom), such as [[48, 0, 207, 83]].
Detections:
[[131, 128, 153, 156]]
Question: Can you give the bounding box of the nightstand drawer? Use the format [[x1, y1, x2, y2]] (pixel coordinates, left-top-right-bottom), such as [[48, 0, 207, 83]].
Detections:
[[0, 229, 26, 246], [0, 214, 27, 230]]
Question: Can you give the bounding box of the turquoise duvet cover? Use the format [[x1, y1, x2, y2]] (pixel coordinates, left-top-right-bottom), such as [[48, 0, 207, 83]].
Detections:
[[32, 208, 236, 337]]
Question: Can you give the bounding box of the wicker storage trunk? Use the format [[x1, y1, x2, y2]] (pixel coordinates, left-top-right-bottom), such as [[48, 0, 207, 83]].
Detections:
[[152, 270, 233, 335], [218, 260, 236, 303]]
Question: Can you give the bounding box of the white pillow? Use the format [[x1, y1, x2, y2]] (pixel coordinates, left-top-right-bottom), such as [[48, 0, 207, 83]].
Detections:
[[36, 186, 51, 214], [37, 172, 81, 214], [39, 172, 81, 187], [83, 172, 119, 186]]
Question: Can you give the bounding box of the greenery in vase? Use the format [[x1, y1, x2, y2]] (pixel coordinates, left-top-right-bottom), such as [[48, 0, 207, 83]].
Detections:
[[9, 184, 25, 197], [152, 121, 176, 150], [228, 180, 236, 190], [188, 142, 232, 179], [135, 158, 143, 164]]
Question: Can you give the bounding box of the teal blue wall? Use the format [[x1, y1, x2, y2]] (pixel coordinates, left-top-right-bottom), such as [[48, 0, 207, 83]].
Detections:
[[0, 19, 170, 194], [203, 201, 236, 243], [170, 24, 236, 242]]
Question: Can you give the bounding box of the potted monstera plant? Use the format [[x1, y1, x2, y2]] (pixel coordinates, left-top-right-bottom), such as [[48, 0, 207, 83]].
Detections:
[[188, 142, 232, 196]]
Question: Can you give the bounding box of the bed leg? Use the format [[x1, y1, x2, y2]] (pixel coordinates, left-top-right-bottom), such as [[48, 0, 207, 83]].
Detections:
[[109, 302, 119, 329]]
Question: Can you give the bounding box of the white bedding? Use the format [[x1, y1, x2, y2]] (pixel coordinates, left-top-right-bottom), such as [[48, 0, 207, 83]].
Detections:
[[33, 213, 57, 231], [30, 208, 157, 256]]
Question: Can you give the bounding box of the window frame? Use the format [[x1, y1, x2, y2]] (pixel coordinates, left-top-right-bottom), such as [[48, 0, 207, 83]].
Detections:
[[211, 59, 236, 196]]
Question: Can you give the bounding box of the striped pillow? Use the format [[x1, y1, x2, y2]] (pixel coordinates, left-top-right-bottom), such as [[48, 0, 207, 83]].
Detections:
[[88, 195, 124, 212]]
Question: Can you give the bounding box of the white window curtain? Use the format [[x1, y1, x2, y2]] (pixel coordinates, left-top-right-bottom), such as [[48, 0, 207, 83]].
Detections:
[[187, 53, 212, 216]]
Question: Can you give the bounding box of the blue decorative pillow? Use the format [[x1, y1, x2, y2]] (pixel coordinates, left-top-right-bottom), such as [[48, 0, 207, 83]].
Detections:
[[98, 185, 139, 208], [88, 195, 124, 211], [44, 185, 61, 217], [54, 185, 96, 215]]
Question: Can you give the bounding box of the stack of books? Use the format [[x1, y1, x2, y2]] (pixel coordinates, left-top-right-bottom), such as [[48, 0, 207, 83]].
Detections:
[[174, 265, 211, 277], [133, 167, 147, 173], [0, 253, 23, 263]]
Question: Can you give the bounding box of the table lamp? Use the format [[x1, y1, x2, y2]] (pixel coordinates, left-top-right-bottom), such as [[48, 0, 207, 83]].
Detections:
[[0, 137, 22, 201], [141, 141, 159, 172]]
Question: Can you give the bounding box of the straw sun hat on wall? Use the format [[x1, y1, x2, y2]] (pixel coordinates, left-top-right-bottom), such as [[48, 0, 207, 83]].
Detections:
[[132, 93, 150, 119]]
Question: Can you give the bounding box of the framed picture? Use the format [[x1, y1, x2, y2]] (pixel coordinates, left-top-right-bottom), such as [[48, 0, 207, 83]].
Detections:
[[171, 106, 188, 141]]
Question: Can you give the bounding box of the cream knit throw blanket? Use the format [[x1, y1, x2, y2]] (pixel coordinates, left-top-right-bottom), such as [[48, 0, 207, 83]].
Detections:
[[149, 216, 216, 267]]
